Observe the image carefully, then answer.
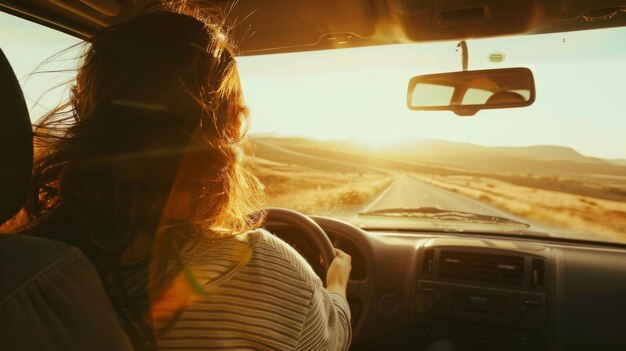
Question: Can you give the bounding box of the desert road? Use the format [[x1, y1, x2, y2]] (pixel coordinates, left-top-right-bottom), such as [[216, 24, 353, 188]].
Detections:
[[253, 140, 552, 230], [362, 173, 516, 219]]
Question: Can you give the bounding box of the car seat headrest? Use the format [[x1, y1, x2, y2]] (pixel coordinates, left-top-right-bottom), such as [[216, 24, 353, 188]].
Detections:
[[0, 49, 33, 224], [486, 91, 526, 105]]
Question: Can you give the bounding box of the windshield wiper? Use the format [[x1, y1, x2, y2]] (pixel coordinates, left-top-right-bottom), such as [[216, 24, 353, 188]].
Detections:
[[358, 207, 529, 228]]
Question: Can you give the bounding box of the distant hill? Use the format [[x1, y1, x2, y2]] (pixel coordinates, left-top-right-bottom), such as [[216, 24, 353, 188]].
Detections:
[[248, 135, 626, 182], [489, 145, 589, 161], [250, 138, 370, 173], [252, 135, 596, 162], [253, 136, 360, 152], [611, 159, 626, 167], [384, 140, 598, 163]]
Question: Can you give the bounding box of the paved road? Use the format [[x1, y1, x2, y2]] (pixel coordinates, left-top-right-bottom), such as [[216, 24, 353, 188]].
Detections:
[[351, 173, 561, 233], [254, 142, 555, 232], [362, 174, 517, 219], [350, 172, 588, 236]]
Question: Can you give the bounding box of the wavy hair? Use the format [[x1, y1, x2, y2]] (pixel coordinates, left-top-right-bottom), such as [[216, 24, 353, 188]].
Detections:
[[26, 6, 265, 348]]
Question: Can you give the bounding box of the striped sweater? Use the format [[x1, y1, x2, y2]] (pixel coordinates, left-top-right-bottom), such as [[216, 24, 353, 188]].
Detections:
[[111, 229, 352, 350]]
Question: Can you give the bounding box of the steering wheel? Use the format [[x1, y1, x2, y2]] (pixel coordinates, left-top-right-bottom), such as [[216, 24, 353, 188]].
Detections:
[[264, 207, 336, 279], [265, 209, 371, 341]]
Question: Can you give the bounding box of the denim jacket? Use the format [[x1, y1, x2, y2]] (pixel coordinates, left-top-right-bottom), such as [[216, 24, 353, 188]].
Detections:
[[0, 234, 133, 350]]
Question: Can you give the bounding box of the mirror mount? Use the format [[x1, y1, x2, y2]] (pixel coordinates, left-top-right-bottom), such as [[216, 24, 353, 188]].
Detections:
[[457, 40, 469, 71], [451, 105, 481, 117]]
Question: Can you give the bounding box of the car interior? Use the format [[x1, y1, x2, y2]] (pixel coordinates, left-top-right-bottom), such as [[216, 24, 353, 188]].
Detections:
[[1, 0, 626, 350]]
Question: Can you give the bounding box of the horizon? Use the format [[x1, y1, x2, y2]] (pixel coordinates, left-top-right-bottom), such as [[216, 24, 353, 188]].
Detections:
[[248, 132, 625, 162]]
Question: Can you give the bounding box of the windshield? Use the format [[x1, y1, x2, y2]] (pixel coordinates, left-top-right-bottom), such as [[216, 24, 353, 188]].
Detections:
[[4, 11, 625, 244], [237, 27, 626, 243]]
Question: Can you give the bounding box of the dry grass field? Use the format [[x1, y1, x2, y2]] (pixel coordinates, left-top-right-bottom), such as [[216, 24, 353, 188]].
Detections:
[[249, 135, 626, 241], [247, 156, 392, 215], [412, 173, 626, 240]]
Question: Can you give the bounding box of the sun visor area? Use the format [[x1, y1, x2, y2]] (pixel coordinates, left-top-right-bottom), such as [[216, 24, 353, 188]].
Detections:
[[0, 0, 122, 38], [3, 0, 626, 56], [230, 0, 377, 55], [399, 0, 535, 41]]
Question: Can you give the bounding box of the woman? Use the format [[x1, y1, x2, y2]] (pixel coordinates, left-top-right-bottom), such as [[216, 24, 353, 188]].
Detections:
[[26, 7, 352, 351]]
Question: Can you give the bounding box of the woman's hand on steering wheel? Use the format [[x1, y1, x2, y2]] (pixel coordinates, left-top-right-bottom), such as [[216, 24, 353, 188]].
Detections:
[[326, 248, 352, 298]]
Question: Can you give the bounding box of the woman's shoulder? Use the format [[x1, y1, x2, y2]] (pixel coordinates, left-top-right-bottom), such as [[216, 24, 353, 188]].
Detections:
[[180, 228, 322, 290], [244, 228, 322, 288]]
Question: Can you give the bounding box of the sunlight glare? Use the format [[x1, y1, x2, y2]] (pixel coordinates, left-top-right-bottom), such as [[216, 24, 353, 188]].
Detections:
[[354, 134, 410, 151]]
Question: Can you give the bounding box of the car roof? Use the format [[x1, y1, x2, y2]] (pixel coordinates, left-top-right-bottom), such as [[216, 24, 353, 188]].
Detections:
[[2, 0, 626, 55]]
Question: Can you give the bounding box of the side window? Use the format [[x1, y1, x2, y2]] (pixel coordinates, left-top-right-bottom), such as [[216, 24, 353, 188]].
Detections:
[[0, 12, 81, 122]]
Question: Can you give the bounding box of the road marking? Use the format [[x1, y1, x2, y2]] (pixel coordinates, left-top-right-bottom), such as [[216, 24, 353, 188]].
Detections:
[[361, 179, 396, 212]]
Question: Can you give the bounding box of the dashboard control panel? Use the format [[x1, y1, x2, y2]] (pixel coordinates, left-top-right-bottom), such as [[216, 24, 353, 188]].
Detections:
[[411, 238, 553, 350], [417, 281, 547, 326]]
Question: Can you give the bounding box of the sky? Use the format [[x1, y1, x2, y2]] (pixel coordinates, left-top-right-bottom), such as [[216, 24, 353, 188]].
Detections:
[[2, 12, 625, 159]]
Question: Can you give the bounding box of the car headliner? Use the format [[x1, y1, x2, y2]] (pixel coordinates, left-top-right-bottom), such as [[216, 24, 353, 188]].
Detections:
[[1, 0, 626, 56]]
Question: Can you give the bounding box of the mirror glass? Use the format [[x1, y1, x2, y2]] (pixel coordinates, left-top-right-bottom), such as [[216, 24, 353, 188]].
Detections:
[[407, 68, 535, 116]]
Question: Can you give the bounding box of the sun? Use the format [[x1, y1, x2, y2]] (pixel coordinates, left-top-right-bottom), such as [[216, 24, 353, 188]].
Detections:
[[354, 135, 407, 151]]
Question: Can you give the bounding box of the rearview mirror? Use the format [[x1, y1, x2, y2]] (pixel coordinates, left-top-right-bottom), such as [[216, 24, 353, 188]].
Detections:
[[407, 67, 535, 116]]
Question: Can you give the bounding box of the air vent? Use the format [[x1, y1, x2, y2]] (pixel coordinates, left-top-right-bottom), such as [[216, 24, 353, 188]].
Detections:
[[422, 249, 434, 276], [531, 258, 545, 288], [440, 6, 486, 22], [439, 250, 524, 286], [437, 6, 491, 27]]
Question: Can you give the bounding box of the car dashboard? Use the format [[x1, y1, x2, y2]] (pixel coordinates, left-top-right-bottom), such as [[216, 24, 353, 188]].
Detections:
[[267, 215, 626, 351]]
